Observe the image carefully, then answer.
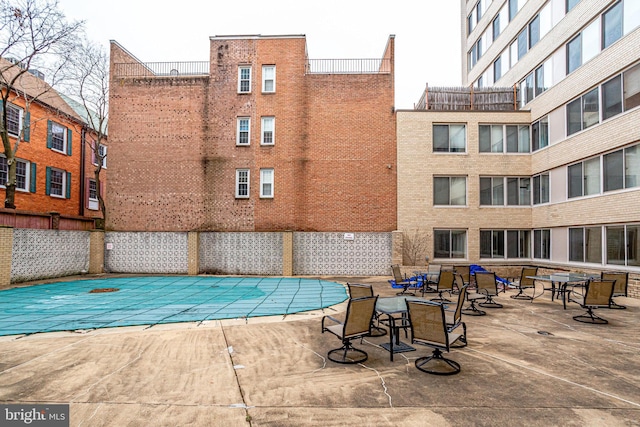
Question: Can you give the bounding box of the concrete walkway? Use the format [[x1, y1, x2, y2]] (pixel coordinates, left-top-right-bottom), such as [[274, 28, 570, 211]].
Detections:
[[1, 275, 639, 426]]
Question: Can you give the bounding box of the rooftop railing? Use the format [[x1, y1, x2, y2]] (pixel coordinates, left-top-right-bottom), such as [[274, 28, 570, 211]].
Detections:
[[113, 61, 209, 78], [415, 86, 519, 111], [305, 58, 391, 74]]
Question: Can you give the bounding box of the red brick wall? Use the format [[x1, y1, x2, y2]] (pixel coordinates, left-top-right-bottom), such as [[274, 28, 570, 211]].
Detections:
[[6, 100, 83, 217], [107, 36, 396, 232]]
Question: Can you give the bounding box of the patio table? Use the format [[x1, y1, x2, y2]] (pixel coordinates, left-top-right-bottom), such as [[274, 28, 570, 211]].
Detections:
[[376, 296, 429, 361], [526, 273, 598, 309]]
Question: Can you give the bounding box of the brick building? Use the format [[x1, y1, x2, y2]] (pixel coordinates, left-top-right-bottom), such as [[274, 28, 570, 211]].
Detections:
[[1, 58, 104, 227], [107, 35, 396, 232], [397, 0, 640, 273]]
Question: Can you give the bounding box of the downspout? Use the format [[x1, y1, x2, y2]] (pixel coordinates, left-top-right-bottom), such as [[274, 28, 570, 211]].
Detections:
[[79, 127, 86, 217]]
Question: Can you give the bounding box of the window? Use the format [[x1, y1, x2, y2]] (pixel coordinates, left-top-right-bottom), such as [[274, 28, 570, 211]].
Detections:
[[434, 229, 467, 259], [493, 14, 501, 40], [433, 124, 466, 153], [533, 173, 549, 204], [606, 224, 640, 266], [480, 230, 505, 258], [92, 143, 107, 168], [5, 103, 22, 137], [624, 0, 640, 34], [493, 56, 502, 82], [603, 1, 623, 49], [434, 177, 466, 206], [568, 157, 600, 198], [238, 66, 251, 93], [566, 0, 580, 13], [567, 87, 602, 136], [237, 118, 250, 145], [261, 117, 274, 145], [481, 229, 531, 259], [509, 0, 518, 21], [0, 157, 32, 192], [602, 75, 623, 120], [603, 144, 639, 192], [260, 168, 274, 198], [479, 125, 503, 152], [262, 65, 275, 93], [508, 230, 531, 258], [480, 177, 504, 206], [566, 34, 582, 74], [529, 15, 540, 49], [45, 167, 69, 198], [507, 177, 531, 205], [517, 29, 527, 61], [570, 227, 602, 263], [533, 229, 551, 259], [624, 62, 640, 111], [88, 179, 99, 210], [534, 61, 551, 97], [531, 116, 548, 151], [521, 72, 534, 106], [47, 121, 71, 154], [235, 169, 250, 198]]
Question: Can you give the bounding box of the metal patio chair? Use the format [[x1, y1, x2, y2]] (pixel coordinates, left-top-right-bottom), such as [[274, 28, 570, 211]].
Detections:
[[406, 300, 463, 375], [510, 266, 538, 300], [601, 272, 629, 309], [321, 295, 378, 363], [571, 280, 615, 324]]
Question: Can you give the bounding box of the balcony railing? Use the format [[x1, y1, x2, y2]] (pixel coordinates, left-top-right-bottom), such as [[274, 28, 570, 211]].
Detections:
[[305, 58, 391, 74], [113, 61, 209, 78]]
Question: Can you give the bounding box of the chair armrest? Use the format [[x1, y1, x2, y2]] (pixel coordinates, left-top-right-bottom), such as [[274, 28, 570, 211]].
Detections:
[[321, 315, 343, 331]]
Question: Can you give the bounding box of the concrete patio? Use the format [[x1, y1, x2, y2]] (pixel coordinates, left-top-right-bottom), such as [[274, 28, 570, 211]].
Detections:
[[1, 275, 639, 426]]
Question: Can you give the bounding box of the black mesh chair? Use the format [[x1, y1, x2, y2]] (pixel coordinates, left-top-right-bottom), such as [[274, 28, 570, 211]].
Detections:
[[390, 264, 418, 296], [347, 283, 386, 337], [601, 272, 629, 309], [510, 267, 538, 300], [406, 300, 463, 375], [571, 280, 615, 324], [321, 296, 378, 363]]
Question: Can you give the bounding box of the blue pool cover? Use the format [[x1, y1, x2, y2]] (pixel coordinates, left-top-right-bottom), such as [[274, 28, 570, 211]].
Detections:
[[0, 276, 348, 336]]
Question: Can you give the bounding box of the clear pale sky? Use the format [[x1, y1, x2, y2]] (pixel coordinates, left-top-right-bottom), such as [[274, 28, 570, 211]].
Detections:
[[57, 0, 462, 109]]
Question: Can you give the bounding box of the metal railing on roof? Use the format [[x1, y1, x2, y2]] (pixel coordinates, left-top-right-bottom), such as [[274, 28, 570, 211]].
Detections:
[[113, 61, 209, 78], [415, 85, 519, 111], [305, 58, 391, 74]]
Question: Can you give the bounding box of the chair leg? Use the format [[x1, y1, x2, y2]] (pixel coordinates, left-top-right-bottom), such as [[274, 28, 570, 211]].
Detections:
[[609, 298, 627, 309], [462, 299, 486, 316], [327, 340, 368, 364], [573, 307, 608, 324], [510, 287, 533, 300], [415, 348, 460, 375], [479, 295, 503, 308]]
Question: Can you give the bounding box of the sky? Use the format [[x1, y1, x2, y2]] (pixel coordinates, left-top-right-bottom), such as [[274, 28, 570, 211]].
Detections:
[[56, 0, 462, 109]]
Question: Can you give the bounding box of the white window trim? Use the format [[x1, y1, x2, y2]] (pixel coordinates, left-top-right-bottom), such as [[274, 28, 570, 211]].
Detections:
[[92, 144, 108, 168], [88, 179, 99, 210], [50, 122, 68, 154], [238, 66, 252, 93], [260, 168, 274, 198], [0, 156, 30, 192], [236, 117, 251, 146], [49, 167, 66, 198], [236, 169, 250, 198], [262, 65, 276, 93], [6, 103, 23, 138], [261, 116, 275, 145]]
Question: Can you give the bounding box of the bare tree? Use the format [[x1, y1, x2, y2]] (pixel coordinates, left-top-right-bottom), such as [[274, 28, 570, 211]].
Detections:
[[0, 0, 83, 208], [403, 228, 430, 266], [60, 39, 109, 226]]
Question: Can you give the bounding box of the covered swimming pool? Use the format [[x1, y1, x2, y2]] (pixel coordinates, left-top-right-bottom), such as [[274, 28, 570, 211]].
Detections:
[[0, 276, 348, 336]]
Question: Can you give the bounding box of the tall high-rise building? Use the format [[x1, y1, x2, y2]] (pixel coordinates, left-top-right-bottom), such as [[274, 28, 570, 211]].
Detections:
[[397, 0, 640, 272]]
